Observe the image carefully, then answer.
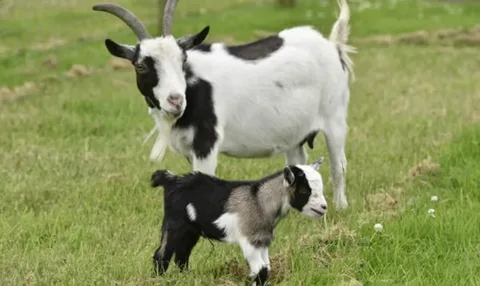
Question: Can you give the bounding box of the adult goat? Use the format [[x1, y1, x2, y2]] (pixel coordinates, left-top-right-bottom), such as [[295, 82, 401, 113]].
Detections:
[[92, 0, 355, 209]]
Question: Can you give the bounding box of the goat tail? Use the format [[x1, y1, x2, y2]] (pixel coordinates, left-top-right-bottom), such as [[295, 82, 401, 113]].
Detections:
[[329, 0, 356, 80], [329, 0, 350, 45], [151, 169, 176, 187]]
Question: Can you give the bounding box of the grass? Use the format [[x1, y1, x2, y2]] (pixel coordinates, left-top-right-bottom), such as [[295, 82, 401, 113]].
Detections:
[[1, 0, 480, 285]]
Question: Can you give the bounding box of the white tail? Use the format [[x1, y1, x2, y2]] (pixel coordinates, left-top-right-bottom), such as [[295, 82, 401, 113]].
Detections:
[[329, 0, 356, 80]]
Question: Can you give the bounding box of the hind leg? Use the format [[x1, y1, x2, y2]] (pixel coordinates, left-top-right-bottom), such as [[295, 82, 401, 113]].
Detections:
[[284, 145, 308, 166], [153, 230, 175, 276], [174, 230, 200, 272], [324, 115, 348, 210]]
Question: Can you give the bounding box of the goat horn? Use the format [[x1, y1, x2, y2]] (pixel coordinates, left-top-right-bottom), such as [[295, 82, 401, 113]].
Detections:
[[93, 3, 150, 41], [163, 0, 179, 36], [311, 157, 325, 170]]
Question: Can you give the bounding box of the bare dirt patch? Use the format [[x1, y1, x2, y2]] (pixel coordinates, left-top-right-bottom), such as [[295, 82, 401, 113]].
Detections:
[[109, 58, 130, 70], [41, 54, 58, 69], [65, 64, 94, 78], [408, 158, 440, 178], [0, 81, 39, 102], [31, 38, 66, 51], [367, 189, 400, 211], [355, 25, 480, 46]]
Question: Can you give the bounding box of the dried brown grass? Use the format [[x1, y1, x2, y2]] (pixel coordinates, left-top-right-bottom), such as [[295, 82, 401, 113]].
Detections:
[[0, 82, 39, 102], [65, 64, 94, 78], [355, 25, 480, 46]]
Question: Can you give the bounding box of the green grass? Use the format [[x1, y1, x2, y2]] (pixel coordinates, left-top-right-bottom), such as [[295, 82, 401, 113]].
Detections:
[[1, 0, 480, 285]]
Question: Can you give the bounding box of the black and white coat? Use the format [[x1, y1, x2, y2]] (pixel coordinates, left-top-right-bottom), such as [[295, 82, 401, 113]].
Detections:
[[94, 0, 354, 210], [150, 158, 327, 286]]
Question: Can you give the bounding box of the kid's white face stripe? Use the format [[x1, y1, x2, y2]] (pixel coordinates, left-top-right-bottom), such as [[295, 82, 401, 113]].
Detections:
[[296, 165, 327, 215]]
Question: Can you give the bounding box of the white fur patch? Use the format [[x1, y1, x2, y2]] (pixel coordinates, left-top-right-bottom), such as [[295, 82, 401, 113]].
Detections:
[[186, 203, 197, 221], [213, 212, 242, 243], [147, 108, 176, 162], [297, 165, 327, 216]]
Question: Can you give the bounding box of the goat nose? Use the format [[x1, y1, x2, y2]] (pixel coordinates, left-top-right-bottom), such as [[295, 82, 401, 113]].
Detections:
[[167, 94, 183, 109], [320, 204, 327, 210]]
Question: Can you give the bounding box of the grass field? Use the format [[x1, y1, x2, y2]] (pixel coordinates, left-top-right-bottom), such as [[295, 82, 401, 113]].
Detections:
[[1, 0, 480, 285]]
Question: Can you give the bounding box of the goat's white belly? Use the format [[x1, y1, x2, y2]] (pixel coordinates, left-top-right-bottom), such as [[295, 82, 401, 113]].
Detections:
[[220, 131, 308, 158], [219, 87, 321, 158]]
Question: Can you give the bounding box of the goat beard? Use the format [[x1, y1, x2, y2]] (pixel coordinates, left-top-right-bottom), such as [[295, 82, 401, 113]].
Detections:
[[143, 108, 174, 162]]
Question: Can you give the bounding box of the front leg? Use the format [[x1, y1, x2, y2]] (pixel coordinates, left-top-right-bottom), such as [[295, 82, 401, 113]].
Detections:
[[239, 240, 270, 286], [260, 248, 271, 272], [191, 147, 218, 176], [190, 128, 222, 175]]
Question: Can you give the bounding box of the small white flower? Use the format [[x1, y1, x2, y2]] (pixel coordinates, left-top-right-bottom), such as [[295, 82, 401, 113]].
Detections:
[[431, 196, 438, 202], [428, 208, 435, 217], [374, 223, 383, 232]]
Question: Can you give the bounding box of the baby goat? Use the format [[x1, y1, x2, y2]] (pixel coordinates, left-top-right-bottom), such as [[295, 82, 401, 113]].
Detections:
[[150, 157, 327, 285], [92, 0, 354, 210]]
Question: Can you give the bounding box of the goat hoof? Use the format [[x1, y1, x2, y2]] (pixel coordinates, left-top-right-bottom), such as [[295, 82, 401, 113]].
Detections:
[[250, 267, 269, 286], [334, 198, 349, 210]]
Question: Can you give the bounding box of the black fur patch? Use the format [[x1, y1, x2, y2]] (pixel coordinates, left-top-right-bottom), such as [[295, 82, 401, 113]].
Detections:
[[288, 166, 312, 212], [192, 43, 212, 53], [226, 35, 283, 61], [173, 230, 200, 271], [299, 131, 318, 149], [132, 46, 160, 109], [337, 45, 347, 71], [174, 74, 218, 159], [253, 267, 269, 286]]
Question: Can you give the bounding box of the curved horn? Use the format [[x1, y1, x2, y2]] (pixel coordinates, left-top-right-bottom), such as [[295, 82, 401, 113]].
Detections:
[[163, 0, 179, 36], [92, 3, 150, 41]]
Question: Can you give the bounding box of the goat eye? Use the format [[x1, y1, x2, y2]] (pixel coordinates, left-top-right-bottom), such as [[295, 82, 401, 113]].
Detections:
[[135, 63, 148, 73]]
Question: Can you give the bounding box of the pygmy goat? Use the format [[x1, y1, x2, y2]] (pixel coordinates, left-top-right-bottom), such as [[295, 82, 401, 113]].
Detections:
[[92, 0, 354, 210], [150, 157, 327, 285]]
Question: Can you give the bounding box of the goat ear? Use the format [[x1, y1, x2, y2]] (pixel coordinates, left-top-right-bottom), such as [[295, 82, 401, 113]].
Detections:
[[311, 157, 325, 171], [177, 26, 210, 50], [105, 39, 136, 61], [283, 166, 296, 187]]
